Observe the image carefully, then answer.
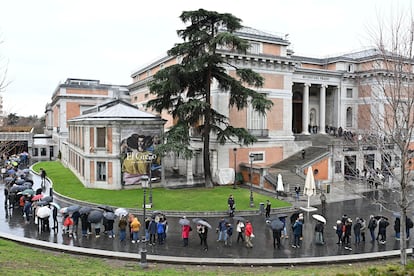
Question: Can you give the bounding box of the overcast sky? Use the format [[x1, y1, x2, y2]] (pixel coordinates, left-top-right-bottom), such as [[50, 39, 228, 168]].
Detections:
[[0, 0, 412, 117]]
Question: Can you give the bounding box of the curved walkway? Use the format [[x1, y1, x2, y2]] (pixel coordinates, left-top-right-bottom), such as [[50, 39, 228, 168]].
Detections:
[[0, 171, 410, 266]]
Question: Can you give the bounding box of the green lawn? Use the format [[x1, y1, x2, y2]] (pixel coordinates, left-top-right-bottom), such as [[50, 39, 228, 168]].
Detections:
[[32, 161, 291, 211], [0, 238, 412, 276]]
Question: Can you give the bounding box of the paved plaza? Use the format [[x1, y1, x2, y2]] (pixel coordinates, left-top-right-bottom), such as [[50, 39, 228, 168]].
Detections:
[[0, 171, 411, 263]]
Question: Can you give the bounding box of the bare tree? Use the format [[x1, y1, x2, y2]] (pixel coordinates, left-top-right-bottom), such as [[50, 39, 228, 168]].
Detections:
[[0, 32, 8, 93], [345, 9, 414, 265]]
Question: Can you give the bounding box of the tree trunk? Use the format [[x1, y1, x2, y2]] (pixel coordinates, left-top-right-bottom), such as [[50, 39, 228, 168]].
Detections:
[[203, 66, 213, 188]]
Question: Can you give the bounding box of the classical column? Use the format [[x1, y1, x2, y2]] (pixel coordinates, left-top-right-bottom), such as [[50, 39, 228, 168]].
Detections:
[[302, 83, 310, 134], [319, 84, 327, 134]]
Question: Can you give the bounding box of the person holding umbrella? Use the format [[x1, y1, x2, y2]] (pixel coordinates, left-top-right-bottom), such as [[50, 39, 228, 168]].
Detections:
[[180, 216, 191, 247]]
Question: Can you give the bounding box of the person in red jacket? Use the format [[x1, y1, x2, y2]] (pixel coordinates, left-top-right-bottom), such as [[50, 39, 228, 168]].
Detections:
[[182, 221, 191, 247], [244, 220, 254, 248]]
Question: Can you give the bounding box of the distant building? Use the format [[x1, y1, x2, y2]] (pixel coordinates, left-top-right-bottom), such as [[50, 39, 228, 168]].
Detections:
[[45, 78, 129, 161]]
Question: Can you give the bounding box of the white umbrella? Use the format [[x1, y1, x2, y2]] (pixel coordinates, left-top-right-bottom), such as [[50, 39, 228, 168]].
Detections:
[[304, 166, 316, 209], [312, 214, 326, 224], [37, 206, 51, 218], [276, 174, 284, 192]]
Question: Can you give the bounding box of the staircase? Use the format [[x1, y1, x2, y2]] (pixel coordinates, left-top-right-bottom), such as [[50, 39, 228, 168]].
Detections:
[[266, 134, 340, 195]]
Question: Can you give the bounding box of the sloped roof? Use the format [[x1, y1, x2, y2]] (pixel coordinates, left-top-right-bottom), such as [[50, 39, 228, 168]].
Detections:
[[68, 99, 163, 122]]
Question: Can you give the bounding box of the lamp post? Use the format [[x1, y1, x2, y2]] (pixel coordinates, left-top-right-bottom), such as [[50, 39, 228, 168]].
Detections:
[[148, 153, 153, 206], [233, 148, 237, 189], [140, 175, 149, 269], [249, 153, 255, 207]]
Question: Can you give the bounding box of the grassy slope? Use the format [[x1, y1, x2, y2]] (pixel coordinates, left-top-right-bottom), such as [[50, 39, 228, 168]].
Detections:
[[32, 161, 291, 211]]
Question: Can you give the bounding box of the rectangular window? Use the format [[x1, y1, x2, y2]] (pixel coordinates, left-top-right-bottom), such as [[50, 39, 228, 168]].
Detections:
[[346, 88, 353, 98], [248, 42, 261, 54], [41, 148, 47, 156], [249, 152, 264, 162], [33, 148, 39, 156], [97, 161, 106, 181], [247, 100, 267, 136], [335, 161, 342, 173], [96, 127, 106, 148]]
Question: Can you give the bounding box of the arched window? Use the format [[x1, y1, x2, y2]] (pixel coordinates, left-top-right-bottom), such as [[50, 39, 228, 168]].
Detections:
[[346, 107, 353, 127]]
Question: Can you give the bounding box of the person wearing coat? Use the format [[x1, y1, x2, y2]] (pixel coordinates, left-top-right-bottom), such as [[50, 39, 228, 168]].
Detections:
[[367, 215, 377, 242], [335, 220, 343, 245], [314, 221, 325, 245], [118, 215, 128, 242], [182, 224, 191, 247], [244, 220, 254, 248], [353, 217, 362, 244], [378, 217, 390, 244], [148, 217, 157, 246], [292, 218, 303, 248], [129, 214, 141, 243]]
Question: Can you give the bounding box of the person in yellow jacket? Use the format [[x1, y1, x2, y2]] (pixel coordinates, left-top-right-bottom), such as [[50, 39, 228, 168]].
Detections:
[[129, 213, 141, 243]]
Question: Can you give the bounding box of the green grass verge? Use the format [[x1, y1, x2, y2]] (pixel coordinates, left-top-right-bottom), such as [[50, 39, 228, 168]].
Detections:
[[1, 238, 413, 275], [32, 161, 291, 211]]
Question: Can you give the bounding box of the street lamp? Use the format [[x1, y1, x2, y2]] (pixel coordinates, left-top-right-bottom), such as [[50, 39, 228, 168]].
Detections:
[[140, 175, 149, 269], [148, 153, 153, 206], [249, 153, 255, 207], [233, 148, 237, 189]]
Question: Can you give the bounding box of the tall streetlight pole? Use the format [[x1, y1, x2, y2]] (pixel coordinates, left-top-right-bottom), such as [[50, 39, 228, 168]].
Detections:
[[233, 148, 237, 189], [148, 153, 153, 206], [140, 175, 149, 269], [249, 153, 255, 208]]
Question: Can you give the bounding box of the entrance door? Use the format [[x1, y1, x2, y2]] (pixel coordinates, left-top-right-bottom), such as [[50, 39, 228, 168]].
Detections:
[[344, 155, 357, 180], [292, 92, 303, 133]]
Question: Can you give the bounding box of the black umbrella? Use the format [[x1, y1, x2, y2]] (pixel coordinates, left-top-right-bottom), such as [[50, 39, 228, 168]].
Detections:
[[42, 196, 53, 203], [103, 211, 115, 220], [278, 213, 288, 219], [9, 185, 24, 193], [192, 218, 203, 224], [88, 210, 103, 223], [35, 200, 49, 206], [374, 215, 388, 220], [269, 219, 284, 231], [67, 205, 81, 213], [98, 205, 114, 212], [79, 206, 92, 215]]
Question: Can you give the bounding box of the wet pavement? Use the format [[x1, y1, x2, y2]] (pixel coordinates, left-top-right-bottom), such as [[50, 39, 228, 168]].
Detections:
[[0, 172, 410, 260]]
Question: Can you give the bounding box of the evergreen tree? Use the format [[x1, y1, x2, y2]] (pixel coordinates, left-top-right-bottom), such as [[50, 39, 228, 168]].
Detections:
[[147, 9, 273, 187]]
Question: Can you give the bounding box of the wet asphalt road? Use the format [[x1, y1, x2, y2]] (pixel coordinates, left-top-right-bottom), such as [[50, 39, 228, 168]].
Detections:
[[0, 173, 409, 260]]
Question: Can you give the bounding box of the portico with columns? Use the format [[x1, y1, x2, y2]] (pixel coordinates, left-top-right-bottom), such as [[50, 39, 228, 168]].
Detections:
[[291, 78, 341, 135]]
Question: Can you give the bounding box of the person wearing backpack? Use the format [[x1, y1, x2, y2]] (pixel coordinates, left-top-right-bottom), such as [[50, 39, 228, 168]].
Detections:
[[368, 215, 377, 242]]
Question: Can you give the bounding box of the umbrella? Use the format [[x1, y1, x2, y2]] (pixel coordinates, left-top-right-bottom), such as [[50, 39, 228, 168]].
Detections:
[[79, 206, 92, 215], [304, 166, 316, 209], [35, 200, 49, 207], [22, 182, 33, 188], [179, 218, 190, 226], [98, 205, 114, 212], [192, 218, 203, 224], [374, 215, 388, 220], [67, 205, 81, 213], [4, 177, 13, 183], [269, 219, 284, 231], [49, 202, 61, 210], [32, 194, 43, 201], [88, 210, 103, 223], [393, 212, 401, 217], [15, 179, 25, 185], [37, 206, 51, 218], [9, 185, 25, 193], [42, 196, 53, 203], [278, 213, 288, 219], [7, 169, 15, 175], [104, 211, 116, 220], [19, 188, 34, 196], [233, 216, 245, 222], [276, 174, 284, 192], [59, 207, 68, 214], [196, 219, 212, 229], [312, 214, 327, 224], [23, 168, 30, 173], [114, 208, 128, 217]]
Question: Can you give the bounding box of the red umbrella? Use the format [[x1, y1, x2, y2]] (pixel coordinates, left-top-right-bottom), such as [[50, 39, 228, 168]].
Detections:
[[32, 194, 43, 201]]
